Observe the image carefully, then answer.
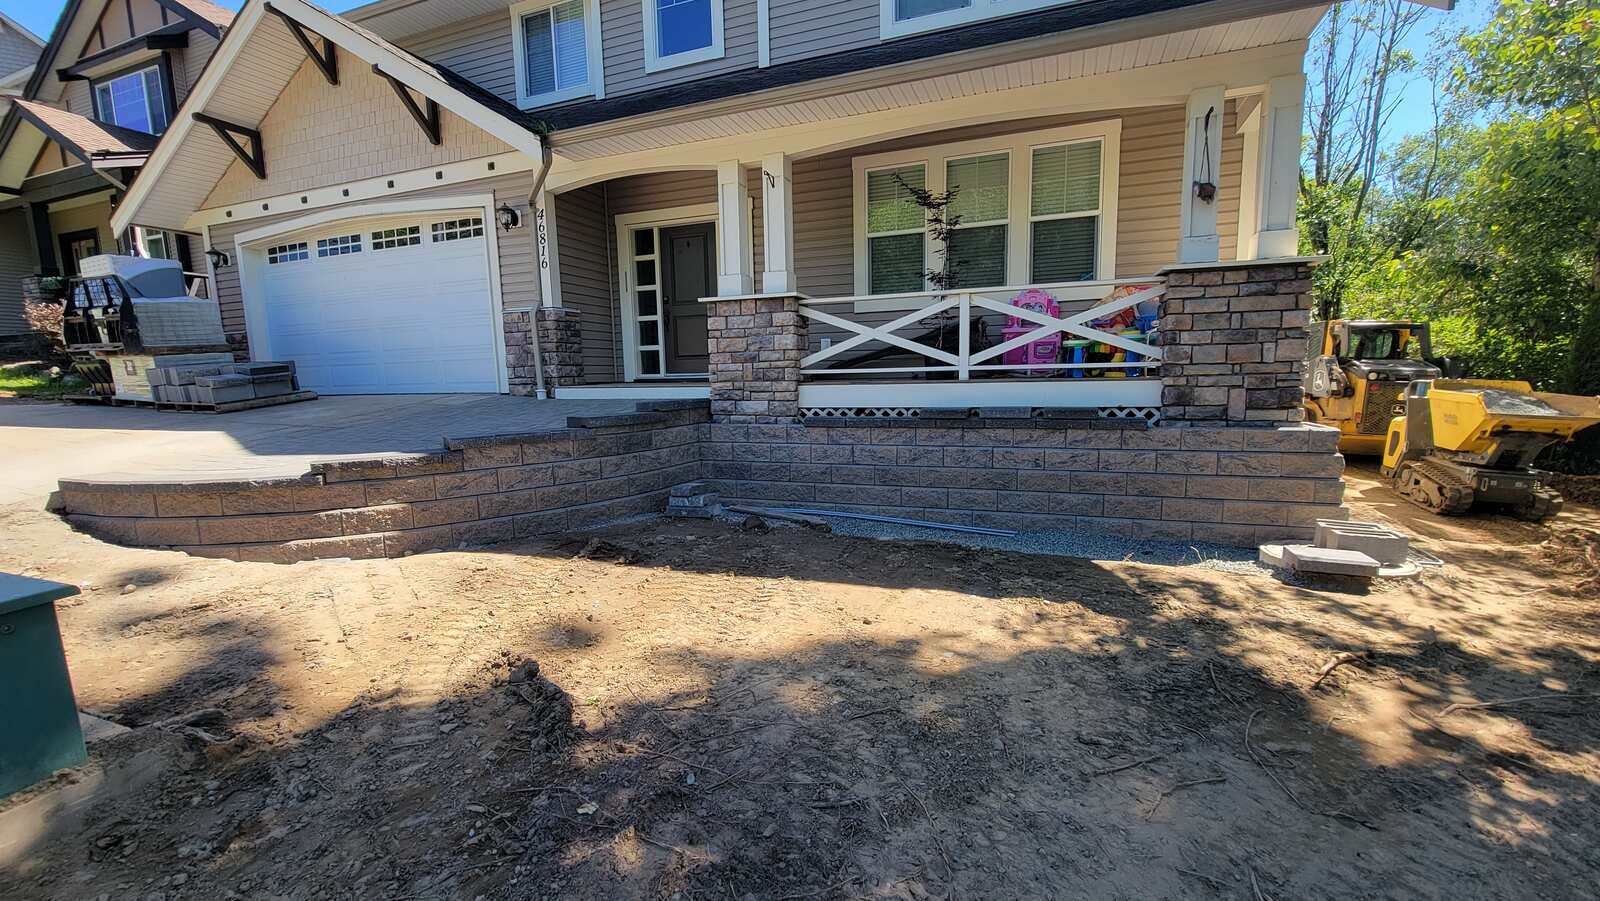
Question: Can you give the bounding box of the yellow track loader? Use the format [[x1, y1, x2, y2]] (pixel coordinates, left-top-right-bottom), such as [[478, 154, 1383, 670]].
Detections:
[[1303, 320, 1444, 455], [1380, 380, 1600, 521]]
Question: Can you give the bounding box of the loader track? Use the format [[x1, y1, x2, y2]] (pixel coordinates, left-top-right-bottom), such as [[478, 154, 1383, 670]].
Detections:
[[1513, 487, 1564, 523], [1393, 459, 1476, 516]]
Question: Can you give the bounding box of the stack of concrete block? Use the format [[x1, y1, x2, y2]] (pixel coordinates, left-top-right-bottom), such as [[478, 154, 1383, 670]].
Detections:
[[1260, 519, 1415, 580], [149, 360, 298, 405], [666, 481, 721, 519]]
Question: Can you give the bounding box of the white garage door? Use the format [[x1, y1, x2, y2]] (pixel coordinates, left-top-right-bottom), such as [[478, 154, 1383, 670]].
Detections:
[[252, 211, 500, 394]]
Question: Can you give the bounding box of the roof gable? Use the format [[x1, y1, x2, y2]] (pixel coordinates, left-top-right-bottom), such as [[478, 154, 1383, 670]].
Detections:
[[111, 0, 545, 235]]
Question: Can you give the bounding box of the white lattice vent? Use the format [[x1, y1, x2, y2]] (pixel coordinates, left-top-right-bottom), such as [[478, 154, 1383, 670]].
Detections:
[[1098, 406, 1161, 422], [800, 407, 921, 419]]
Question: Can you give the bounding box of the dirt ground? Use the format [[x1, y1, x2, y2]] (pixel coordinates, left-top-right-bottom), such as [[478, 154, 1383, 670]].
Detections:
[[1, 463, 1598, 900]]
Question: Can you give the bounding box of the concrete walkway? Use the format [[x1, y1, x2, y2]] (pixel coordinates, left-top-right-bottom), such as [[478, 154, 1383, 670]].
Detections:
[[0, 395, 643, 504]]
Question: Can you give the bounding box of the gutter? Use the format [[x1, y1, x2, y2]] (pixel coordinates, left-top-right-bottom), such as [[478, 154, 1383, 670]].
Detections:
[[525, 139, 554, 400]]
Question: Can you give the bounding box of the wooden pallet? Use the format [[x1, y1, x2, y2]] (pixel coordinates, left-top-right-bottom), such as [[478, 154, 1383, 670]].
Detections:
[[62, 390, 318, 414]]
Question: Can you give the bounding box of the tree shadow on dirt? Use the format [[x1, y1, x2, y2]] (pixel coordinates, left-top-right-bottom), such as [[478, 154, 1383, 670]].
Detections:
[[3, 521, 1598, 899]]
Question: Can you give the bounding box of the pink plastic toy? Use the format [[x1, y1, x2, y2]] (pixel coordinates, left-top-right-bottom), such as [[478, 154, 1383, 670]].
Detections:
[[1001, 288, 1063, 376]]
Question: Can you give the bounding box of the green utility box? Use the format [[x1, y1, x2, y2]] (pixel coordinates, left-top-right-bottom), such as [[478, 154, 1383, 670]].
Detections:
[[0, 573, 85, 799]]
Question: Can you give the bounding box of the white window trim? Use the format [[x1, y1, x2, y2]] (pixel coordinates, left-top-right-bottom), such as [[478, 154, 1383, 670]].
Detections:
[[861, 160, 931, 296], [511, 0, 605, 110], [93, 62, 167, 132], [850, 119, 1121, 295], [878, 0, 1083, 40], [642, 0, 726, 74]]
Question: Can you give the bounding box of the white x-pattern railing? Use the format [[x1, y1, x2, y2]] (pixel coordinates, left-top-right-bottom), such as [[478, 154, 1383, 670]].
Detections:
[[797, 278, 1165, 379]]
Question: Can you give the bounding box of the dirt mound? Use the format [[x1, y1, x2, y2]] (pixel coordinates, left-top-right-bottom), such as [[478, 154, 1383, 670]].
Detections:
[[1548, 474, 1600, 508], [1540, 525, 1600, 594], [505, 659, 579, 751]]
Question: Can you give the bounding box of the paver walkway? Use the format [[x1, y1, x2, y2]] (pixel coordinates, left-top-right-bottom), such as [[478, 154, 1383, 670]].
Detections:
[[0, 395, 643, 504]]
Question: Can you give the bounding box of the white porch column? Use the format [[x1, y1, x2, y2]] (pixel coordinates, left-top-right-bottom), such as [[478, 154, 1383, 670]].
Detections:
[[760, 152, 796, 294], [1177, 85, 1225, 264], [534, 188, 562, 308], [1236, 97, 1262, 259], [716, 160, 754, 295], [1252, 73, 1306, 259]]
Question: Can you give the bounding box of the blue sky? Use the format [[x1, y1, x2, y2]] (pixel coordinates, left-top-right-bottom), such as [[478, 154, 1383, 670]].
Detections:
[[3, 0, 1489, 148]]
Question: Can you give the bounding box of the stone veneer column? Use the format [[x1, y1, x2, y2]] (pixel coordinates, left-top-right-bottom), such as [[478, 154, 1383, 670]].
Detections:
[[502, 310, 537, 396], [1157, 259, 1317, 423], [536, 307, 584, 389], [704, 293, 807, 423]]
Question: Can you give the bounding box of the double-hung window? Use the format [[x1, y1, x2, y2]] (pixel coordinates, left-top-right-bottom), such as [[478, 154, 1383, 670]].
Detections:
[[92, 64, 168, 135], [854, 121, 1118, 295], [1029, 141, 1102, 283], [864, 165, 928, 295], [512, 0, 602, 109], [643, 0, 725, 72], [944, 153, 1010, 289]]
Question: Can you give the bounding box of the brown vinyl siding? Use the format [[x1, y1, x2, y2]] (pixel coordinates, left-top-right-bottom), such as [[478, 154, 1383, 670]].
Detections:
[[204, 172, 541, 343], [768, 0, 880, 67], [552, 184, 621, 383], [0, 209, 33, 336]]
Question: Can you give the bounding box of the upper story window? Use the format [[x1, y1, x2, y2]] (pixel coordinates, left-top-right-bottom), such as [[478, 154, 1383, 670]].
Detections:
[[92, 64, 168, 135], [853, 120, 1120, 294], [881, 0, 1077, 39], [511, 0, 603, 109], [643, 0, 725, 72]]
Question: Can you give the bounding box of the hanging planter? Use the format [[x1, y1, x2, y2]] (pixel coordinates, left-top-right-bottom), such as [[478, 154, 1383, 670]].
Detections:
[[1192, 106, 1217, 204]]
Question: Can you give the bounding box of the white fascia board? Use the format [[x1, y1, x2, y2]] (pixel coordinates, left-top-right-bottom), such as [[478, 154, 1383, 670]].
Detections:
[[112, 0, 543, 237]]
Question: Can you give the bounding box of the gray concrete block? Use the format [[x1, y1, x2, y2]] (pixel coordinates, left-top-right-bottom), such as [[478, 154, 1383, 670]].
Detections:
[[1282, 545, 1380, 577], [1316, 522, 1409, 565]]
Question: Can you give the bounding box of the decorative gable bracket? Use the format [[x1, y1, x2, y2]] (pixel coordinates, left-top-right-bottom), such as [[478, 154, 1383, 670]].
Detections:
[[265, 4, 338, 85], [193, 112, 265, 180], [373, 64, 441, 146]]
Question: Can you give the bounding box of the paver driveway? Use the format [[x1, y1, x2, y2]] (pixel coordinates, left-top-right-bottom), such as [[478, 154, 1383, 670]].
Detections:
[[0, 395, 642, 505]]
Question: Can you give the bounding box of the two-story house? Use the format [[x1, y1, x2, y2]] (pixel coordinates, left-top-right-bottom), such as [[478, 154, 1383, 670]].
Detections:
[[0, 0, 232, 348], [105, 0, 1439, 414]]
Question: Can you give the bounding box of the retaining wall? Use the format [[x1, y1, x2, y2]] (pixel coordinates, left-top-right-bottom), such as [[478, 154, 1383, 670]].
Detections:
[[56, 404, 1347, 561], [704, 414, 1346, 544], [59, 403, 708, 563]]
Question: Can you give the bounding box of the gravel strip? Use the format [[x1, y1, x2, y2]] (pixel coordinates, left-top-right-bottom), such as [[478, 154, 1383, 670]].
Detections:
[[773, 513, 1270, 573]]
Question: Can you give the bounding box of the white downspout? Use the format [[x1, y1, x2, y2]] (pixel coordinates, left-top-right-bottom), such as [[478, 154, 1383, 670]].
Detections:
[[526, 139, 555, 399]]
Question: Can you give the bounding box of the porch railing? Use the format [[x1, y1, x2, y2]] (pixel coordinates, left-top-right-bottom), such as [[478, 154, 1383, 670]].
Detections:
[[184, 271, 212, 300], [796, 277, 1166, 380]]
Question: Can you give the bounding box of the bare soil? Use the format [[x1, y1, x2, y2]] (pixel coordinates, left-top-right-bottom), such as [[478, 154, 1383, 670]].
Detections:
[[1, 465, 1598, 900]]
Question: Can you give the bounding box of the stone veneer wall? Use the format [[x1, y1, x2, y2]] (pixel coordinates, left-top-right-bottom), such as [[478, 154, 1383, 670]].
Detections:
[[1158, 260, 1315, 423], [536, 308, 584, 388], [59, 403, 707, 563], [503, 310, 538, 396], [703, 416, 1345, 544], [704, 295, 807, 423]]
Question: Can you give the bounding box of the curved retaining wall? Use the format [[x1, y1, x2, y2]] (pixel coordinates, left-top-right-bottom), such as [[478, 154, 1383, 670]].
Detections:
[[56, 403, 1348, 562], [58, 402, 708, 563]]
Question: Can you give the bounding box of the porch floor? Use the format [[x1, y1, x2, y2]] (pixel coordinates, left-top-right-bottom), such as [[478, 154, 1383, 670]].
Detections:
[[0, 395, 647, 500]]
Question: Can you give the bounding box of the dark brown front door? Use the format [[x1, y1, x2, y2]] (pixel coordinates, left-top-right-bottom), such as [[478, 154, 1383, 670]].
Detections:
[[59, 229, 101, 276], [659, 222, 714, 374]]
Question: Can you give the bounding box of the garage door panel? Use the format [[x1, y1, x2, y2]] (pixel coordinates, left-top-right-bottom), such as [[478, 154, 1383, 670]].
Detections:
[[255, 213, 499, 395]]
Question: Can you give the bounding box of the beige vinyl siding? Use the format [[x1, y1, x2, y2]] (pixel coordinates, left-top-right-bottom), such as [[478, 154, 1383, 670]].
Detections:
[[204, 172, 541, 345], [787, 103, 1245, 295], [604, 169, 717, 216], [407, 13, 518, 106], [0, 208, 33, 336], [202, 56, 513, 209], [768, 0, 879, 67], [50, 197, 117, 263], [173, 28, 220, 104], [552, 184, 621, 382], [600, 0, 760, 98]]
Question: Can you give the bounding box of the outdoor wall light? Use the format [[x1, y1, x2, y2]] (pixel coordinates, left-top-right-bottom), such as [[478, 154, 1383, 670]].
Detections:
[[205, 247, 231, 269], [496, 203, 523, 231]]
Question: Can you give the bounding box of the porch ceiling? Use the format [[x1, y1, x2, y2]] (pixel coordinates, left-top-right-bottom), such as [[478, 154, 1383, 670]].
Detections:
[[550, 4, 1326, 165], [110, 0, 545, 236]]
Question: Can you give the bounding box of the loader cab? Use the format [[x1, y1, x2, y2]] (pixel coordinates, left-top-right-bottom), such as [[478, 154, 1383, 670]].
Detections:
[[1304, 319, 1444, 455]]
